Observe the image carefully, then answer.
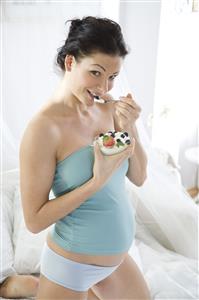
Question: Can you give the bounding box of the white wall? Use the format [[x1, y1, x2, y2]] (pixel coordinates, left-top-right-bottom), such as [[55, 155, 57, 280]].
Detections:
[[2, 1, 161, 144], [119, 1, 198, 190], [120, 1, 161, 139], [2, 1, 197, 189], [2, 1, 101, 144]]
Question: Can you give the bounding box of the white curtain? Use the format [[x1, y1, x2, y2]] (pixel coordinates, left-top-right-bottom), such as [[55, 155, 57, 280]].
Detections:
[[152, 0, 199, 163], [1, 0, 149, 166], [1, 0, 101, 161]]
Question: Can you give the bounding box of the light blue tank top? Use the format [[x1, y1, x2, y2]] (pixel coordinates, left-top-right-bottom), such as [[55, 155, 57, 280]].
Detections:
[[50, 145, 135, 255]]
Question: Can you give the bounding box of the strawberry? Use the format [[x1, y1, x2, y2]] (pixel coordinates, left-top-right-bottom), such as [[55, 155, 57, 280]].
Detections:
[[102, 135, 115, 148]]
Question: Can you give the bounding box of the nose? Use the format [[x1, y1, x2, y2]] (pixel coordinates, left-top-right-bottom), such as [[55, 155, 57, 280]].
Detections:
[[97, 79, 109, 95]]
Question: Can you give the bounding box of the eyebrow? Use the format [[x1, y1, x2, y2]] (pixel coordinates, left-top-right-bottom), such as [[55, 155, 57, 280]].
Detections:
[[91, 64, 119, 75]]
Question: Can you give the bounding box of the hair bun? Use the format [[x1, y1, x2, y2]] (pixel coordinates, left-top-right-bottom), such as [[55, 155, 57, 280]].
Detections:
[[56, 16, 128, 73], [70, 19, 82, 31]]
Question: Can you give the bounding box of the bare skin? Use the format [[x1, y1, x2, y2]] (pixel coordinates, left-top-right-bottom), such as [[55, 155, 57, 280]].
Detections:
[[20, 53, 150, 299], [0, 275, 39, 299], [92, 254, 151, 300], [0, 275, 100, 299]]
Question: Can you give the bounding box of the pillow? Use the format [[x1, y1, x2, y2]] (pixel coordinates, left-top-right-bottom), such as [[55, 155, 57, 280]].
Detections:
[[13, 186, 50, 274], [1, 168, 19, 198], [125, 162, 198, 260], [0, 169, 20, 282], [126, 179, 172, 248]]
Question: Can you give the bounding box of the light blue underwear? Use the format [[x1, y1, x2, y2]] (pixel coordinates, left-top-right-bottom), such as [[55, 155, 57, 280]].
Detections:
[[40, 243, 123, 292]]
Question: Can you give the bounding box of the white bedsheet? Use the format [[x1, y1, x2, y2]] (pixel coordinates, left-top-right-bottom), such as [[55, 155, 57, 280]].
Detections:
[[132, 227, 198, 299], [1, 168, 198, 299]]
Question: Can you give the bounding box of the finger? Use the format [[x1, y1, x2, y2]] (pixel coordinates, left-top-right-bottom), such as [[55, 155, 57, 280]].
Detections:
[[116, 106, 131, 117], [119, 98, 141, 112], [116, 102, 132, 113], [117, 101, 140, 114], [119, 97, 136, 109], [117, 106, 140, 121], [126, 92, 132, 98], [116, 106, 132, 118], [127, 142, 135, 153], [130, 138, 136, 152], [115, 109, 127, 120], [125, 144, 135, 159], [108, 147, 129, 159], [116, 111, 129, 123], [116, 106, 139, 120], [127, 93, 136, 100], [118, 144, 134, 159], [93, 141, 102, 156]]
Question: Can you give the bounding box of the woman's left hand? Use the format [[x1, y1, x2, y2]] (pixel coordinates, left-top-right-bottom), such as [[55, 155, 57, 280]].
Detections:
[[114, 93, 141, 131]]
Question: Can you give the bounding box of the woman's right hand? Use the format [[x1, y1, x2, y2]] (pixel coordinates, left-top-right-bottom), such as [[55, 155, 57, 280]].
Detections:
[[92, 139, 135, 187]]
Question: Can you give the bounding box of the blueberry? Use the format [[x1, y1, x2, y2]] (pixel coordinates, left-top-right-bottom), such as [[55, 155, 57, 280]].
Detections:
[[99, 133, 104, 137], [116, 138, 121, 142], [120, 134, 125, 138], [125, 140, 131, 145], [111, 133, 115, 138], [124, 132, 128, 136]]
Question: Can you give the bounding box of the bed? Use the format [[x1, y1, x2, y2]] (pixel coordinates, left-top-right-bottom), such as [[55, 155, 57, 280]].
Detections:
[[1, 147, 198, 300], [1, 152, 199, 300]]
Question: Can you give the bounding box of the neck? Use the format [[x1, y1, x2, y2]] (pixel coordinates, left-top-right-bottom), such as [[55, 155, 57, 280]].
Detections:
[[52, 77, 92, 115]]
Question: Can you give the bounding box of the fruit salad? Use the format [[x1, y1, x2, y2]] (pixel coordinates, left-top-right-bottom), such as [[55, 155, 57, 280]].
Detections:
[[96, 130, 131, 155]]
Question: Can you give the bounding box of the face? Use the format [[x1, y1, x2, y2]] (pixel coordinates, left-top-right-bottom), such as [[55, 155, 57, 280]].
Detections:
[[67, 53, 123, 106]]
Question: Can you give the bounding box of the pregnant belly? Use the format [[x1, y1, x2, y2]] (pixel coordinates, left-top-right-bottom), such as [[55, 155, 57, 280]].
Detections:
[[47, 233, 128, 266]]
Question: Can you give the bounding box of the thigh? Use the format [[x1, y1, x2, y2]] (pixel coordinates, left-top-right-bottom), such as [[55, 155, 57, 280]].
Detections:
[[92, 254, 151, 300], [36, 274, 88, 300]]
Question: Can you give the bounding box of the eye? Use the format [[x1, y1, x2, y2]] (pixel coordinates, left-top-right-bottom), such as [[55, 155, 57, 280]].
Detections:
[[90, 70, 101, 77], [109, 74, 117, 81]]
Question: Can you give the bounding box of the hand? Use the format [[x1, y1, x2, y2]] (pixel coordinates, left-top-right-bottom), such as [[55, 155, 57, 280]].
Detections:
[[92, 139, 135, 187], [114, 93, 141, 131]]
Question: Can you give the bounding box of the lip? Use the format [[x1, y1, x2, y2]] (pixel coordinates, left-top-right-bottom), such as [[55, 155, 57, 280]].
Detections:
[[87, 90, 101, 99], [86, 90, 96, 104]]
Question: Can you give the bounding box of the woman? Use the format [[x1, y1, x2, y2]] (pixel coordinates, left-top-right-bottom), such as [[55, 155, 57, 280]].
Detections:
[[20, 16, 150, 300]]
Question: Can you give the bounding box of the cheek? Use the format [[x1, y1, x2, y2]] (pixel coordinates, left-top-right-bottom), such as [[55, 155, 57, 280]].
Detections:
[[71, 73, 87, 90], [78, 72, 93, 86]]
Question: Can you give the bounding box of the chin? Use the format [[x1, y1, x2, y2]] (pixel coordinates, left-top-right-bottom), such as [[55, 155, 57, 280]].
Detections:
[[84, 96, 95, 106], [87, 100, 95, 106]]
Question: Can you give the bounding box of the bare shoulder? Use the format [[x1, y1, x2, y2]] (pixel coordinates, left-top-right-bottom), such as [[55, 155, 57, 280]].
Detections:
[[21, 112, 60, 152], [21, 99, 66, 145], [20, 103, 63, 169]]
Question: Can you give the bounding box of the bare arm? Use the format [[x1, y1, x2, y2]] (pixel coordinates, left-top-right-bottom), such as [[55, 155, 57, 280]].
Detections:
[[125, 124, 147, 186], [20, 117, 100, 234], [105, 95, 147, 186], [20, 112, 134, 234]]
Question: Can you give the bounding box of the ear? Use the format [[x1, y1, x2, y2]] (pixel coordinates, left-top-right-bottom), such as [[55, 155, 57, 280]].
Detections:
[[64, 55, 75, 71]]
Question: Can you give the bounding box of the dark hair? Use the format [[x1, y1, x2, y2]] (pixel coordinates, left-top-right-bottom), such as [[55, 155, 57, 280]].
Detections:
[[56, 16, 129, 72]]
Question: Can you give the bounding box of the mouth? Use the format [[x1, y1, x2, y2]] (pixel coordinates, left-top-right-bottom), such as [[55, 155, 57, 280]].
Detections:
[[87, 90, 101, 101]]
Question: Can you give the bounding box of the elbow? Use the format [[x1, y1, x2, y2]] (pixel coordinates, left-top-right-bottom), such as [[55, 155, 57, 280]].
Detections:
[[133, 173, 147, 187], [138, 173, 147, 186], [134, 180, 145, 187], [26, 223, 41, 234], [25, 218, 43, 234]]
